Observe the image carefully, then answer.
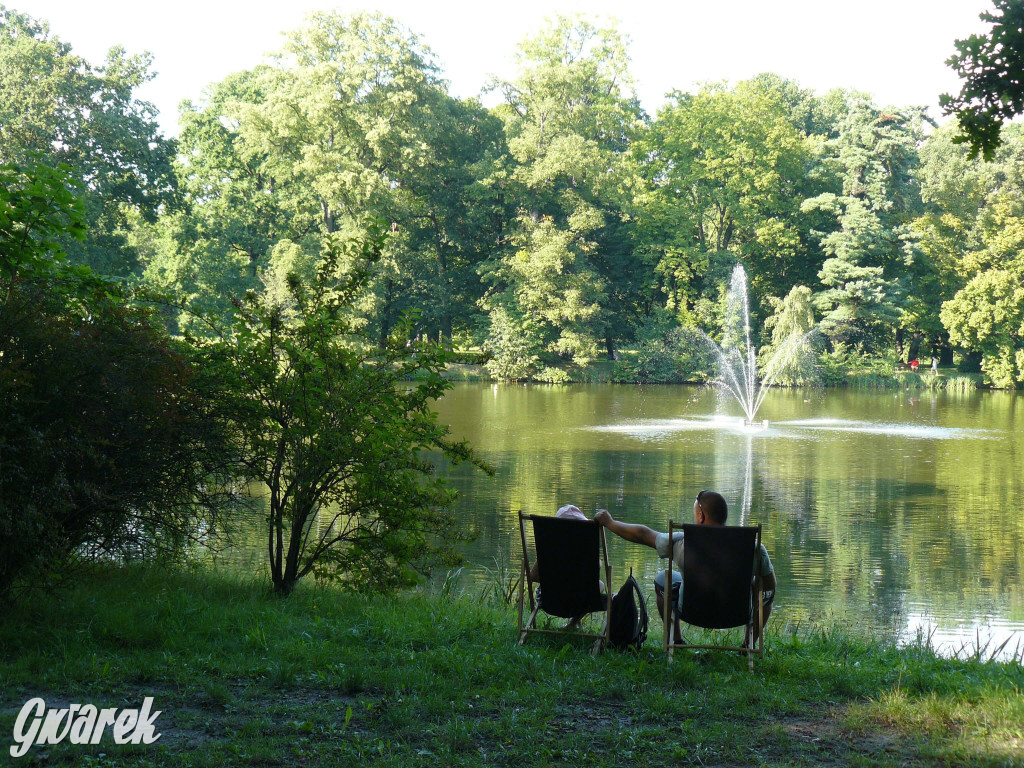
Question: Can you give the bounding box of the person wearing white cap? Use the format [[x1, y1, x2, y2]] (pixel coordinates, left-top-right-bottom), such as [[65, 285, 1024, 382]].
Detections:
[[529, 504, 605, 628]]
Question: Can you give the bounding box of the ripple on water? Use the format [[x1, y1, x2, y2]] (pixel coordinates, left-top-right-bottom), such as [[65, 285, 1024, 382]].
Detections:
[[772, 419, 995, 440], [586, 415, 995, 441]]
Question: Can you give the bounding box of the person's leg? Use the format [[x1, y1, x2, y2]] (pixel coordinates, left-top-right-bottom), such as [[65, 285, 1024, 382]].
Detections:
[[566, 579, 606, 629], [654, 570, 683, 643], [745, 588, 775, 647]]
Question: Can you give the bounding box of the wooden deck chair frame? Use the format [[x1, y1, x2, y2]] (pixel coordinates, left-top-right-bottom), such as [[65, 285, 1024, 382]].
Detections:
[[516, 510, 613, 654], [663, 521, 765, 671]]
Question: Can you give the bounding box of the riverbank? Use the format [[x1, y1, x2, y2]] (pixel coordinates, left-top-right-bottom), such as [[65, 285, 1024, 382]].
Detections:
[[441, 358, 992, 391], [1, 566, 1021, 767]]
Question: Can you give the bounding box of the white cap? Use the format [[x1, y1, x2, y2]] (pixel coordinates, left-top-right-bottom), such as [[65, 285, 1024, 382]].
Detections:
[[555, 504, 587, 520]]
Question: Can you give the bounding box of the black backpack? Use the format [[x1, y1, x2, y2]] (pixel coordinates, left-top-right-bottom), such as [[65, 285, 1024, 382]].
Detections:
[[608, 569, 648, 650]]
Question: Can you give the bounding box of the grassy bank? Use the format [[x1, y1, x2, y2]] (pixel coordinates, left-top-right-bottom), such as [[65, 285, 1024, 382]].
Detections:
[[1, 566, 1022, 767]]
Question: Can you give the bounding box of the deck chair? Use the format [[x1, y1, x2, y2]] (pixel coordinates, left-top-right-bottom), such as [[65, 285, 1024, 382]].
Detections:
[[663, 522, 765, 671], [517, 511, 613, 654]]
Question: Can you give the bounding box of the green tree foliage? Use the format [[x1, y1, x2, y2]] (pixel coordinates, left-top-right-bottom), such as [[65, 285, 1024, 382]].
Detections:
[[0, 161, 231, 600], [801, 97, 925, 353], [627, 316, 715, 384], [0, 5, 175, 275], [161, 12, 503, 344], [145, 67, 292, 329], [196, 225, 489, 596], [910, 121, 998, 362], [941, 0, 1024, 160], [635, 79, 811, 324], [759, 285, 819, 386], [941, 268, 1024, 388], [482, 305, 542, 381], [482, 15, 646, 370], [938, 126, 1024, 387]]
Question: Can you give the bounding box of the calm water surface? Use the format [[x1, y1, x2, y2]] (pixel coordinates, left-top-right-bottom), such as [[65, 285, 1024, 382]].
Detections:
[[429, 383, 1024, 657]]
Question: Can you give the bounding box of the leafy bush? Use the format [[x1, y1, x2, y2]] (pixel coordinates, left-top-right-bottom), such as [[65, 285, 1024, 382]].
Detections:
[[483, 306, 541, 381], [534, 366, 573, 384], [623, 312, 716, 384], [196, 225, 492, 596], [1, 161, 233, 601], [818, 345, 899, 387]]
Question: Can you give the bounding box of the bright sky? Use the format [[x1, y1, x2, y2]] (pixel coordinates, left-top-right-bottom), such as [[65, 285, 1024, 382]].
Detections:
[[13, 0, 995, 137]]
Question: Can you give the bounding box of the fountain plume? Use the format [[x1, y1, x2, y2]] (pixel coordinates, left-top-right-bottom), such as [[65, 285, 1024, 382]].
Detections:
[[706, 265, 817, 425]]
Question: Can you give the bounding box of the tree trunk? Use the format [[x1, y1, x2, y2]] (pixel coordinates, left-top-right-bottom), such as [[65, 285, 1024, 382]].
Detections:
[[605, 333, 616, 360], [907, 331, 923, 362]]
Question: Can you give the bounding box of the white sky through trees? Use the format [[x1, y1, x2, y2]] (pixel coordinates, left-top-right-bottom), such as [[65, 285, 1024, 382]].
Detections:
[[13, 0, 994, 137]]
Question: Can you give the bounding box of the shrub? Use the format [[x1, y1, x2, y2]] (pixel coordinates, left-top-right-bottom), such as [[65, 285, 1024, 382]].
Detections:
[[1, 160, 234, 601], [534, 366, 572, 384], [195, 225, 492, 596], [483, 306, 541, 381]]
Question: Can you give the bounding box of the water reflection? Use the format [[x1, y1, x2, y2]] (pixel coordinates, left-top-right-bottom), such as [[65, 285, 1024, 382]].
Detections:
[[429, 383, 1024, 659]]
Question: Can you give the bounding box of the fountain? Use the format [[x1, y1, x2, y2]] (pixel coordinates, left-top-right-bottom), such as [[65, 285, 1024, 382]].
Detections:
[[705, 264, 814, 427]]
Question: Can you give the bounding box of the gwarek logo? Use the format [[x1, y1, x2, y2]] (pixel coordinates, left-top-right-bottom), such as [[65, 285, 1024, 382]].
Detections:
[[10, 697, 161, 758]]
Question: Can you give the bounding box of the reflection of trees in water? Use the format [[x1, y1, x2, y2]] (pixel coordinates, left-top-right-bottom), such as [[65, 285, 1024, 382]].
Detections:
[[207, 385, 1023, 633], [734, 407, 1023, 628]]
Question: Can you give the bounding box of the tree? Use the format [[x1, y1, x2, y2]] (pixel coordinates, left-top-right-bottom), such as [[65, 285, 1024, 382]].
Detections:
[[0, 6, 176, 275], [801, 96, 925, 353], [145, 67, 297, 330], [482, 15, 646, 371], [759, 285, 819, 386], [159, 12, 502, 345], [941, 268, 1024, 387], [196, 224, 489, 596], [938, 126, 1024, 386], [910, 121, 995, 363], [634, 79, 811, 325], [941, 0, 1024, 160], [1, 160, 232, 600]]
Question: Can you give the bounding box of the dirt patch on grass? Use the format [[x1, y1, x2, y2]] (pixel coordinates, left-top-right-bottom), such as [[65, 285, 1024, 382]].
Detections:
[[768, 711, 935, 767]]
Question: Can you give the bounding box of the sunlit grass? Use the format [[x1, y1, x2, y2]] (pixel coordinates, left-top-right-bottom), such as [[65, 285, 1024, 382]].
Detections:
[[1, 564, 1021, 767]]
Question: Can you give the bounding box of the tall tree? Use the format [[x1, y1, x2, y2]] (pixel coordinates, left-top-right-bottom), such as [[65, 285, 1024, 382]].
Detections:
[[158, 12, 501, 343], [634, 78, 811, 328], [0, 6, 175, 275], [801, 96, 925, 353], [482, 15, 646, 372], [909, 121, 994, 363], [939, 125, 1024, 385]]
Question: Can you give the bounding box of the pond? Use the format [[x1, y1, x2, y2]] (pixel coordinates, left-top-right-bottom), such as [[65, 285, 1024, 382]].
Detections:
[[427, 382, 1024, 658]]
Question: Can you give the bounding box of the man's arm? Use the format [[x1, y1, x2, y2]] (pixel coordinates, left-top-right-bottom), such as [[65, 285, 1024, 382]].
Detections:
[[594, 509, 658, 550]]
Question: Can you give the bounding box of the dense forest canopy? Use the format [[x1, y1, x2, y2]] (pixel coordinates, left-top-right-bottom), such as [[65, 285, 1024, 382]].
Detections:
[[3, 5, 1024, 387]]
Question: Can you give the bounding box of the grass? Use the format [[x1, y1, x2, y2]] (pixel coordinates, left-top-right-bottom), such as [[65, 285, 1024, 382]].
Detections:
[[1, 565, 1022, 767], [945, 374, 981, 393]]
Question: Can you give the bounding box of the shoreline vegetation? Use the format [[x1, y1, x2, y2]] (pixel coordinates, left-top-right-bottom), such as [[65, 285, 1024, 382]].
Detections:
[[1, 565, 1022, 767], [440, 356, 987, 393]]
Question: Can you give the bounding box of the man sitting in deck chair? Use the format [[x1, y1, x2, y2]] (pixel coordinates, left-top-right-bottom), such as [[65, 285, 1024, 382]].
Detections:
[[594, 491, 775, 647]]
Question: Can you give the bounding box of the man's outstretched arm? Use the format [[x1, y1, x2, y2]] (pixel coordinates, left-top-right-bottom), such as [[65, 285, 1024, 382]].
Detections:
[[594, 509, 658, 549]]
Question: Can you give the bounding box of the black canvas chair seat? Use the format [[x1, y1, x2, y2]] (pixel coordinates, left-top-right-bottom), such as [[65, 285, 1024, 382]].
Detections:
[[517, 511, 612, 653], [664, 522, 765, 671]]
